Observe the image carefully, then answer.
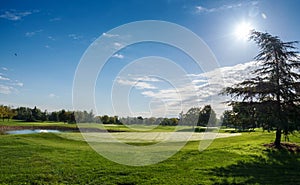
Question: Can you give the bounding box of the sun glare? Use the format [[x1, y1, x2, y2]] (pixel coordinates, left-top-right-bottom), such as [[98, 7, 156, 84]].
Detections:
[[234, 22, 252, 40]]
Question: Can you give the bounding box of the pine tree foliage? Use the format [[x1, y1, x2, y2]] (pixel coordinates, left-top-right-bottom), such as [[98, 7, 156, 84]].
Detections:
[[222, 30, 300, 147]]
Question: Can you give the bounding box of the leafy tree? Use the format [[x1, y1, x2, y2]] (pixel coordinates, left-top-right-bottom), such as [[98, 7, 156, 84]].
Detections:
[[68, 112, 76, 124], [222, 30, 300, 147], [49, 111, 59, 122], [221, 110, 236, 128], [198, 105, 217, 126], [0, 105, 16, 121], [58, 109, 68, 123], [32, 106, 42, 121], [101, 115, 110, 124], [14, 107, 32, 121], [179, 107, 201, 128]]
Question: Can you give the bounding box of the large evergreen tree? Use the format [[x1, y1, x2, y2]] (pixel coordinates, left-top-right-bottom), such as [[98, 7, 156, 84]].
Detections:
[[222, 30, 300, 147]]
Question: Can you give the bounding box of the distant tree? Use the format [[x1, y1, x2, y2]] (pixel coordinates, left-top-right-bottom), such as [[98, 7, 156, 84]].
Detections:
[[198, 105, 217, 126], [31, 106, 42, 121], [58, 109, 68, 123], [221, 110, 235, 128], [228, 102, 256, 131], [222, 30, 300, 147], [160, 118, 179, 126], [179, 107, 201, 128], [0, 105, 16, 121], [49, 111, 59, 122], [101, 115, 110, 124], [14, 107, 32, 121], [68, 112, 76, 124], [40, 110, 48, 122]]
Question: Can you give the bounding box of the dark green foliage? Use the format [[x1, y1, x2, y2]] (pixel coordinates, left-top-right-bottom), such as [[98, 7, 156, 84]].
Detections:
[[13, 106, 92, 123], [221, 110, 235, 128], [198, 105, 217, 126], [222, 30, 300, 147], [160, 118, 179, 126], [179, 105, 217, 127]]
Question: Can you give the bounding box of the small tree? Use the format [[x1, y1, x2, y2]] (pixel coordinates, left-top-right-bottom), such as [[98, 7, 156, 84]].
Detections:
[[198, 105, 217, 126], [222, 30, 300, 147]]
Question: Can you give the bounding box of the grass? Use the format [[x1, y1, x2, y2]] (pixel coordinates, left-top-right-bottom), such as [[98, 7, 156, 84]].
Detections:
[[0, 120, 194, 132], [0, 120, 77, 128], [0, 122, 299, 184]]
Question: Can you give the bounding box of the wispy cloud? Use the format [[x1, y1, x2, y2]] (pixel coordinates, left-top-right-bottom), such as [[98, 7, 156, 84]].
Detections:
[[14, 81, 23, 87], [25, 29, 43, 37], [102, 32, 119, 38], [0, 9, 38, 21], [68, 34, 82, 40], [0, 75, 10, 81], [47, 36, 55, 41], [196, 3, 242, 13], [0, 68, 23, 95], [0, 85, 14, 95], [115, 61, 260, 117], [112, 53, 124, 59], [116, 77, 157, 90], [261, 13, 267, 19], [194, 1, 259, 14], [49, 93, 59, 98], [49, 17, 61, 22], [113, 42, 125, 50]]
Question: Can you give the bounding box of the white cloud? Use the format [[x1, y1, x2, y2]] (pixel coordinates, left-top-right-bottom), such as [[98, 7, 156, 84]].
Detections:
[[102, 32, 119, 38], [0, 75, 10, 81], [261, 13, 267, 19], [196, 3, 241, 13], [49, 93, 59, 98], [113, 42, 124, 49], [112, 53, 124, 59], [2, 67, 8, 71], [14, 82, 23, 87], [114, 42, 122, 47], [113, 61, 261, 117], [0, 71, 23, 94], [25, 29, 42, 37], [68, 34, 82, 40], [116, 78, 157, 90], [130, 76, 161, 82], [0, 10, 33, 21], [48, 36, 55, 41], [25, 32, 35, 37], [0, 85, 14, 94]]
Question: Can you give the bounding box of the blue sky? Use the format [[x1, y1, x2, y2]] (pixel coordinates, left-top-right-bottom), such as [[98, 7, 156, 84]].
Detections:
[[1, 0, 300, 117]]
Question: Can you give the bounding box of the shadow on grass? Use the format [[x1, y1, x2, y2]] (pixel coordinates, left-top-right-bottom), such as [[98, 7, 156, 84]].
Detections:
[[210, 149, 300, 185]]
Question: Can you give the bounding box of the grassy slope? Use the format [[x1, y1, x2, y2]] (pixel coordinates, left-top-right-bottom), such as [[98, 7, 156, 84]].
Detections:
[[0, 130, 299, 185]]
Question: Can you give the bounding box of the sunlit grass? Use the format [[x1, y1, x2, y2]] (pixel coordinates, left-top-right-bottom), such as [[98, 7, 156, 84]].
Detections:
[[0, 129, 299, 184]]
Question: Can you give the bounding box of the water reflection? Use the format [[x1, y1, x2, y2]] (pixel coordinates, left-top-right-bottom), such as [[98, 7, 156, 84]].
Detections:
[[6, 129, 61, 135]]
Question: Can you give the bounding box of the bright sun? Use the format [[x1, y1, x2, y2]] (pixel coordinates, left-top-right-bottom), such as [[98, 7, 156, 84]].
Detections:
[[234, 22, 253, 40]]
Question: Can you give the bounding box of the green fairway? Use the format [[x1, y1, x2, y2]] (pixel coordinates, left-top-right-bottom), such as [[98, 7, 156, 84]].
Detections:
[[0, 128, 299, 184]]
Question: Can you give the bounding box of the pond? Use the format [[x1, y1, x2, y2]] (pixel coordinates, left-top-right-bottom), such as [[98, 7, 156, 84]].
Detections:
[[6, 129, 61, 135]]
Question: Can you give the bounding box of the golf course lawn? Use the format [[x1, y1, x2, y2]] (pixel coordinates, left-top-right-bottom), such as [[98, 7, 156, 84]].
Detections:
[[0, 122, 299, 184]]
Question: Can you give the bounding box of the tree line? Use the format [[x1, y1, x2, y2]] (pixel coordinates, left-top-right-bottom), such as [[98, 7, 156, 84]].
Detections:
[[0, 104, 218, 127]]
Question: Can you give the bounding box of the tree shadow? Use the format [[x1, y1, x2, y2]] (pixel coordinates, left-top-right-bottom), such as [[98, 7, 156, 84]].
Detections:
[[209, 149, 300, 185]]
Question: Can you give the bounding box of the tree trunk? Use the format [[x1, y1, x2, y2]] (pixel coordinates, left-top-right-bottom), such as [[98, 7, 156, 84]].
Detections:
[[274, 128, 282, 148]]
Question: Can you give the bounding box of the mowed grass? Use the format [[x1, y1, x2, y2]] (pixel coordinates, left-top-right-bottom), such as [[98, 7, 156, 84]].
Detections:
[[0, 128, 300, 184], [0, 120, 204, 132]]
